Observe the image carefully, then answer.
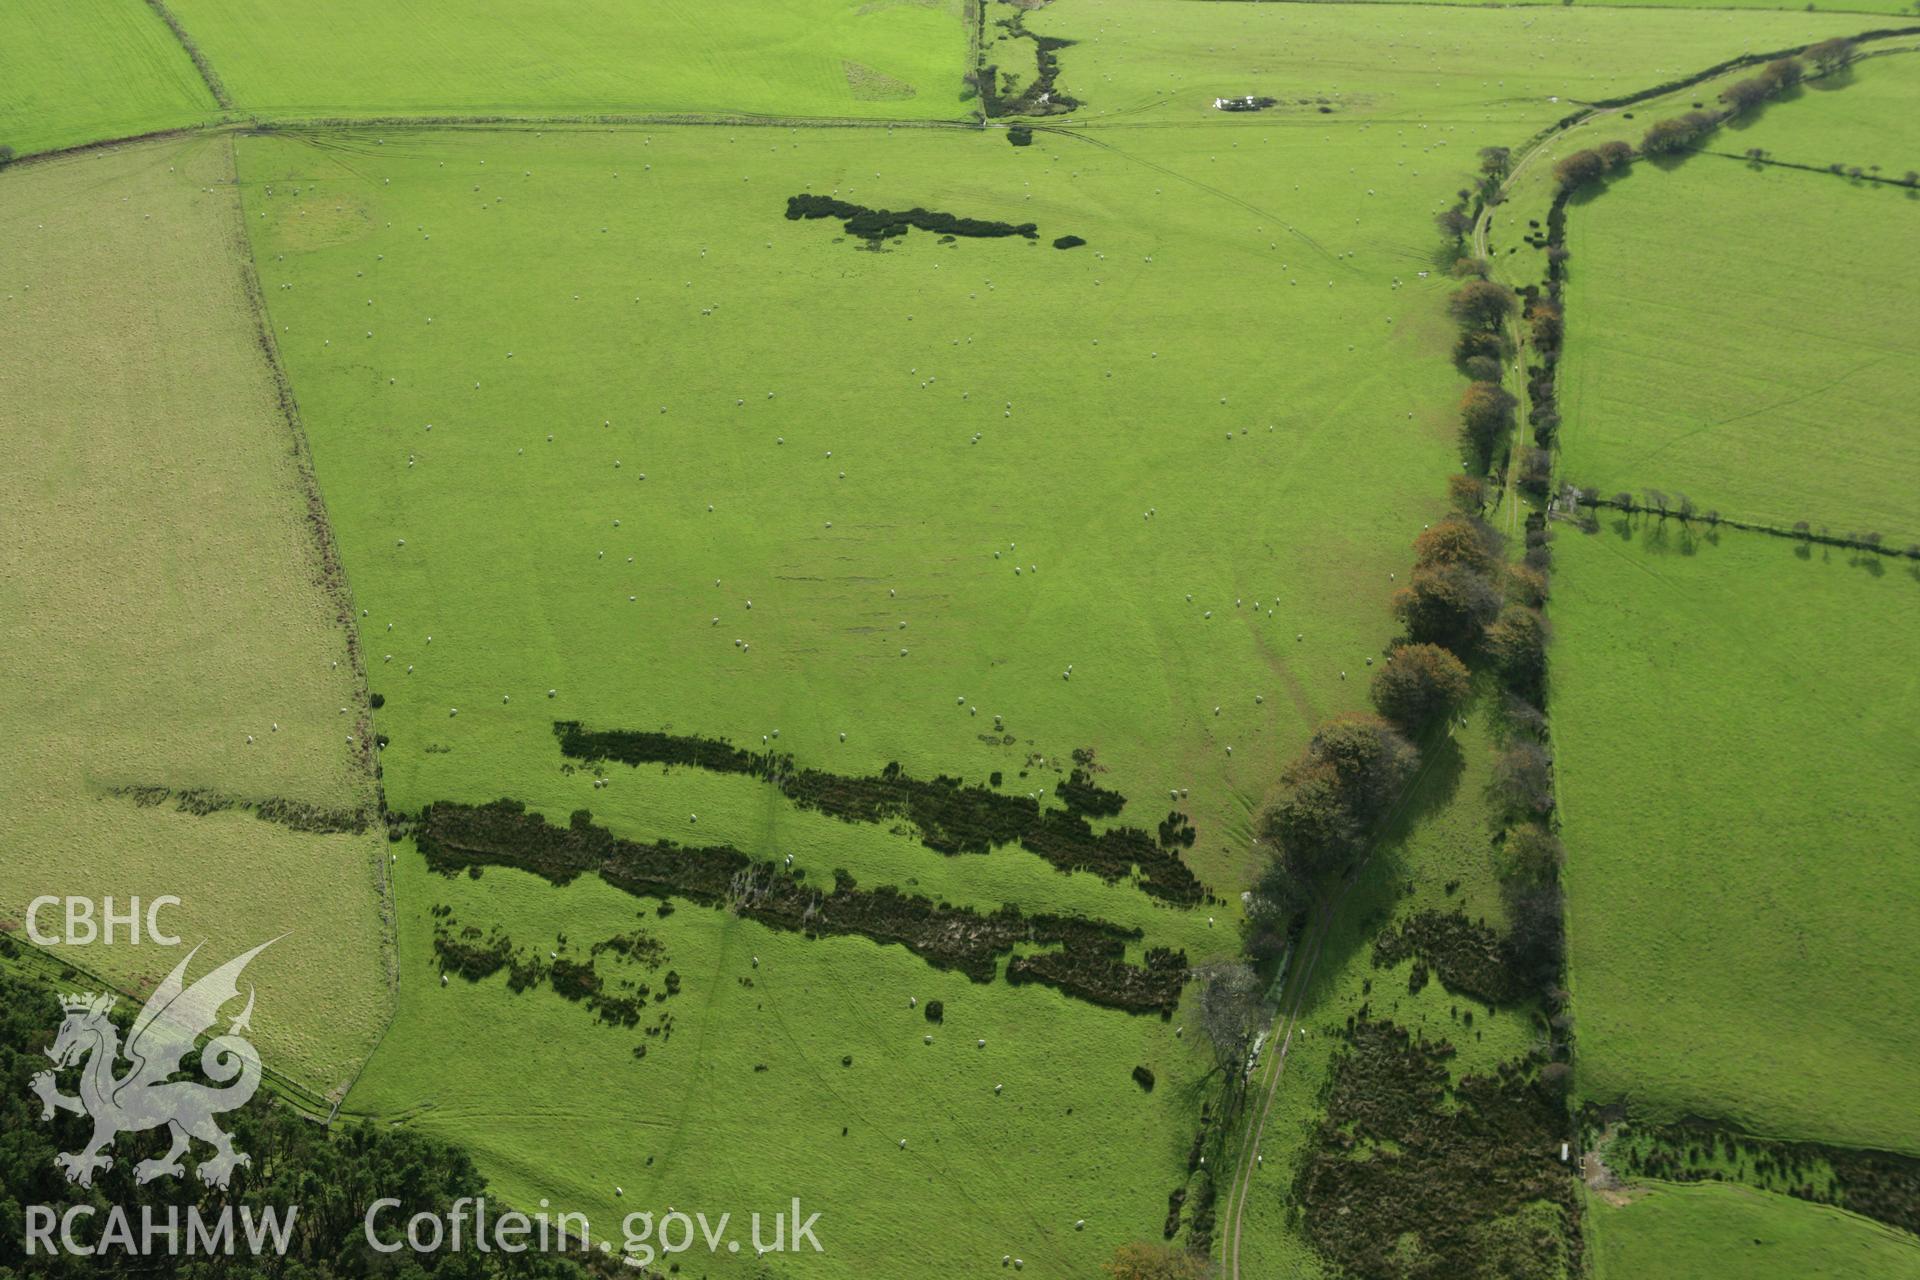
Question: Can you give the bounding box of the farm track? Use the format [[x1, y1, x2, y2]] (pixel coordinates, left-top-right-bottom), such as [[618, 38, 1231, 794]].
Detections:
[[1220, 28, 1920, 1279], [1217, 741, 1446, 1280]]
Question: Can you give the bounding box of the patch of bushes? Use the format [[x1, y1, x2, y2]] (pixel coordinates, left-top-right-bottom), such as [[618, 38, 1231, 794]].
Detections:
[[1485, 605, 1551, 702], [431, 912, 670, 1028], [975, 8, 1080, 117], [1052, 234, 1086, 250], [1372, 910, 1524, 1007], [1389, 514, 1504, 650], [1296, 1019, 1579, 1280], [1458, 380, 1519, 466], [1006, 945, 1188, 1018], [785, 193, 1037, 243], [1056, 764, 1126, 817], [114, 784, 372, 835], [1157, 810, 1196, 849], [1368, 643, 1471, 731], [1640, 109, 1721, 157]]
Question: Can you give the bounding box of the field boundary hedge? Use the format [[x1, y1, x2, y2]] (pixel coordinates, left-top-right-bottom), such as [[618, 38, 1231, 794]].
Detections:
[[1702, 147, 1920, 187], [1562, 493, 1919, 559], [1582, 27, 1920, 112], [141, 0, 233, 110], [220, 135, 398, 1023]]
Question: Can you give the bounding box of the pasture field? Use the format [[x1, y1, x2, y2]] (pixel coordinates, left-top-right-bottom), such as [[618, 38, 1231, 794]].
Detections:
[[161, 0, 972, 123], [1552, 521, 1920, 1153], [0, 0, 219, 157], [235, 114, 1462, 1267], [224, 5, 1901, 1270], [233, 119, 1464, 901], [0, 136, 391, 1094], [1026, 0, 1875, 127], [1558, 116, 1920, 544], [1587, 1182, 1920, 1280], [349, 837, 1214, 1276], [1477, 33, 1920, 279], [1706, 47, 1920, 174]]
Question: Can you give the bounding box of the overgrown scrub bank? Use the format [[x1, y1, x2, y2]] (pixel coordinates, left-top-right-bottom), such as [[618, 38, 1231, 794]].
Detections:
[[1596, 1119, 1920, 1239], [555, 722, 1205, 903], [785, 193, 1040, 244], [410, 799, 1189, 1015], [116, 782, 373, 834], [1294, 1019, 1581, 1279]]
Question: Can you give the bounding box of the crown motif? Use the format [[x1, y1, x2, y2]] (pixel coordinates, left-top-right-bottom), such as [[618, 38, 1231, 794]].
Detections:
[[60, 992, 112, 1014]]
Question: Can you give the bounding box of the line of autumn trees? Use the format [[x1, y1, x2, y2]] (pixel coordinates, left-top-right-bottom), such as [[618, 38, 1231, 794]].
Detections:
[[1551, 40, 1856, 194], [1244, 447, 1553, 966], [1240, 232, 1568, 1023]]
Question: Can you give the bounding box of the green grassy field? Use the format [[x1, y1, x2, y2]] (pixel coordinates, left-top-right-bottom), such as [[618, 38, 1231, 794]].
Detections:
[[1588, 1182, 1920, 1279], [0, 136, 391, 1094], [233, 119, 1462, 900], [1708, 49, 1920, 175], [235, 113, 1461, 1270], [1552, 522, 1920, 1153], [1559, 133, 1920, 545], [0, 0, 218, 156], [1026, 0, 1876, 127], [350, 835, 1218, 1275], [162, 0, 971, 123], [225, 4, 1905, 1269], [6, 1, 1920, 1276]]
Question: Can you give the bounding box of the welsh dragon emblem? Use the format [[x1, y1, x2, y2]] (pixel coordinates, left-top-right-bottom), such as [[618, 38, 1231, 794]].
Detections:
[[30, 939, 276, 1189]]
